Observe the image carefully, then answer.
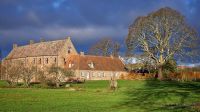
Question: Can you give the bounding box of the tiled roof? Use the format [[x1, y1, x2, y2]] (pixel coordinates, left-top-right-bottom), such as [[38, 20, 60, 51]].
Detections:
[[6, 39, 66, 59], [65, 55, 125, 71]]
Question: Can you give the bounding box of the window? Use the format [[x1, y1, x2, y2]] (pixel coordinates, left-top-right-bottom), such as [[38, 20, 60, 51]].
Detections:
[[92, 72, 95, 77], [81, 72, 89, 79], [98, 72, 104, 77], [54, 58, 57, 63], [102, 73, 105, 77], [64, 58, 66, 65], [38, 58, 41, 64], [68, 46, 71, 54], [33, 58, 36, 64], [81, 72, 85, 77], [68, 50, 71, 54], [46, 58, 48, 64]]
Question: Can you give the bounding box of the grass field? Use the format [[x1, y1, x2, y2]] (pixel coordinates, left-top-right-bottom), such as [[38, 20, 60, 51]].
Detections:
[[0, 80, 200, 112]]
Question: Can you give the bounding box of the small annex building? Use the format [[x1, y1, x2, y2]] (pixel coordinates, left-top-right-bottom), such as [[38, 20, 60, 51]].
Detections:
[[65, 54, 126, 80]]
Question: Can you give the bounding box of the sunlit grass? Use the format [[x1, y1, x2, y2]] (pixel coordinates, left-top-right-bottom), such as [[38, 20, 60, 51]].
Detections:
[[0, 80, 199, 112]]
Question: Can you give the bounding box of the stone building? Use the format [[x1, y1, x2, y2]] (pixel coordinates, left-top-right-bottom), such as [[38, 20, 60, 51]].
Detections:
[[2, 37, 126, 80], [65, 54, 126, 80]]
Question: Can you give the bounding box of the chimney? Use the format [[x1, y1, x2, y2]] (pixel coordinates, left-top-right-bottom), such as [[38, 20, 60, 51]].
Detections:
[[13, 44, 18, 49], [80, 51, 84, 56], [29, 40, 34, 44], [40, 38, 45, 42]]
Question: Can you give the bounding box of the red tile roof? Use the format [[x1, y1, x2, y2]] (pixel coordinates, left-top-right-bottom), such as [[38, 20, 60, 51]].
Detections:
[[65, 55, 125, 71]]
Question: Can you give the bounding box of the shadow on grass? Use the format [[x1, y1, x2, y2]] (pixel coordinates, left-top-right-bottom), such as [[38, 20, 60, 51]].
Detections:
[[116, 80, 200, 112]]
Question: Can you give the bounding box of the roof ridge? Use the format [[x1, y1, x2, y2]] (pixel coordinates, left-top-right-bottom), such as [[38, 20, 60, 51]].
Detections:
[[71, 54, 119, 59], [16, 39, 66, 48], [6, 38, 68, 59]]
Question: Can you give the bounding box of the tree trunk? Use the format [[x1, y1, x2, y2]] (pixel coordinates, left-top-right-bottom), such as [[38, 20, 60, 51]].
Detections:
[[56, 82, 60, 88], [110, 74, 118, 91], [158, 66, 163, 80], [25, 82, 29, 87], [158, 53, 164, 80]]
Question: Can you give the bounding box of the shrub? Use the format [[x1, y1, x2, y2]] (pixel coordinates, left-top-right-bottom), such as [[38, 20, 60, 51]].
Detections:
[[0, 80, 10, 87], [162, 59, 177, 79], [48, 65, 74, 88]]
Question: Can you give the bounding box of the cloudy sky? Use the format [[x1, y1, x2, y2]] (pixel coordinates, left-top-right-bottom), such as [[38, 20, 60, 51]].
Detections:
[[0, 0, 200, 58]]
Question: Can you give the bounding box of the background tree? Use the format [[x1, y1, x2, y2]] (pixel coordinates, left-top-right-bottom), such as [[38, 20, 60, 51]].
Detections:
[[48, 65, 74, 87], [5, 61, 23, 86], [0, 49, 2, 61], [126, 7, 198, 79], [113, 42, 121, 57], [89, 38, 121, 57], [21, 66, 37, 87]]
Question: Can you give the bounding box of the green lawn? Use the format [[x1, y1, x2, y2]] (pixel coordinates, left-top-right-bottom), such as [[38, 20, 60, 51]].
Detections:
[[0, 80, 200, 112]]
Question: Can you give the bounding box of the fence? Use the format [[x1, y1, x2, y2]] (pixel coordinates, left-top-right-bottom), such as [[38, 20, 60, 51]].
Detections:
[[120, 72, 200, 81]]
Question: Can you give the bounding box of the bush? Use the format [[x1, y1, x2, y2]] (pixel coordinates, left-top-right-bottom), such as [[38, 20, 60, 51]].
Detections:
[[67, 78, 85, 83], [0, 80, 10, 87], [45, 79, 56, 88], [162, 59, 177, 79]]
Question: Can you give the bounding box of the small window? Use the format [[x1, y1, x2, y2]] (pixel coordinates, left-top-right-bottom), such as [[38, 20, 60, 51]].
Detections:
[[54, 58, 57, 63], [68, 46, 72, 54], [68, 50, 71, 54], [92, 72, 95, 77], [102, 73, 105, 77], [97, 72, 104, 77], [81, 72, 85, 77], [64, 58, 66, 65], [46, 58, 48, 64], [38, 58, 41, 64], [33, 58, 36, 64]]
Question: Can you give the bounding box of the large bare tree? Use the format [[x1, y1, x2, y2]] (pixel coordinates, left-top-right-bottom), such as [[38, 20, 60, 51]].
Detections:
[[21, 66, 37, 87], [126, 7, 198, 79]]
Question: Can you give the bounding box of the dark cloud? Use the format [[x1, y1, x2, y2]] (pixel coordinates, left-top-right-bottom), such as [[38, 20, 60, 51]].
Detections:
[[0, 0, 200, 58]]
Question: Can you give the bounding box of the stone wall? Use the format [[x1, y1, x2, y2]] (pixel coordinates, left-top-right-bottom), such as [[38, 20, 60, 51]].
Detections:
[[58, 37, 78, 68], [74, 70, 127, 80]]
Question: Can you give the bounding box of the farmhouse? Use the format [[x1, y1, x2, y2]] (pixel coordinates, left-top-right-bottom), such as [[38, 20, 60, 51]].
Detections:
[[65, 54, 126, 80], [2, 37, 126, 80]]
